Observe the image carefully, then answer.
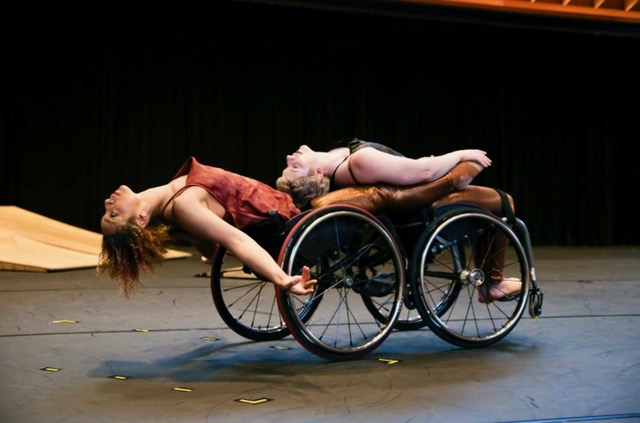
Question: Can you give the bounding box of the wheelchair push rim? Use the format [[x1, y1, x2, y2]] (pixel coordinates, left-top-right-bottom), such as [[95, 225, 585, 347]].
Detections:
[[411, 209, 531, 348], [276, 205, 405, 361]]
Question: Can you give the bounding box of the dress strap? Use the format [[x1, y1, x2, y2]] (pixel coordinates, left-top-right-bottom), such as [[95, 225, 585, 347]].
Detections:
[[329, 155, 350, 187], [161, 186, 190, 222], [330, 155, 364, 188], [346, 159, 361, 185]]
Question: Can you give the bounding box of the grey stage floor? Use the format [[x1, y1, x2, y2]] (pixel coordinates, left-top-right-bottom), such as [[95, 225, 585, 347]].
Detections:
[[1, 246, 639, 423]]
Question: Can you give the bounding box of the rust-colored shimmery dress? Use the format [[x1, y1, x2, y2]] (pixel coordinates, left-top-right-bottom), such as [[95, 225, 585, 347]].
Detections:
[[166, 156, 300, 229]]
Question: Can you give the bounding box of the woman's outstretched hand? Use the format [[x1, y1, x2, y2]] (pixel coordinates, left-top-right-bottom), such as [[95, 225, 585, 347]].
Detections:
[[286, 266, 317, 295]]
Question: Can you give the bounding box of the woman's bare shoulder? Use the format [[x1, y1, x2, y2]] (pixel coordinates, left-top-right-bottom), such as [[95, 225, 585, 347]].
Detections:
[[171, 185, 225, 218]]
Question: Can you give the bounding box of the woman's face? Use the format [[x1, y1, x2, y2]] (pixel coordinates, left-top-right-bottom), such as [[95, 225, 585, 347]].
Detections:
[[281, 145, 316, 180], [101, 185, 139, 235]]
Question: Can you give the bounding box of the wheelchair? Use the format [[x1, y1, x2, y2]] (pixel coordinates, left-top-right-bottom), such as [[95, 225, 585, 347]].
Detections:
[[210, 189, 544, 361]]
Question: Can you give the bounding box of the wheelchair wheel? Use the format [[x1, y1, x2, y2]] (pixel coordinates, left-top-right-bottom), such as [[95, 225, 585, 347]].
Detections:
[[410, 207, 531, 348], [276, 205, 405, 361], [211, 245, 289, 341]]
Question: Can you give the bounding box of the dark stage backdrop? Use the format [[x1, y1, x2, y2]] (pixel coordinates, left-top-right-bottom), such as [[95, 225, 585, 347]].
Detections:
[[2, 2, 639, 246]]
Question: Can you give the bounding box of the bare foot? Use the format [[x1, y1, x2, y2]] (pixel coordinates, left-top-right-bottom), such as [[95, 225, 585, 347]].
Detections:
[[450, 161, 484, 190], [478, 278, 522, 303]]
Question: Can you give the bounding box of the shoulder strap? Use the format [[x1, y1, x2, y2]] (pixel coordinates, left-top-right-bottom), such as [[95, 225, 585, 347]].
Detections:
[[329, 154, 349, 187], [162, 186, 190, 221], [346, 158, 362, 185]]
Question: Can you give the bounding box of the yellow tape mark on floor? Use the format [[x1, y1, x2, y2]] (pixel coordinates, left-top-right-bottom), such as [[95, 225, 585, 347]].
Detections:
[[270, 345, 291, 350], [236, 398, 272, 405]]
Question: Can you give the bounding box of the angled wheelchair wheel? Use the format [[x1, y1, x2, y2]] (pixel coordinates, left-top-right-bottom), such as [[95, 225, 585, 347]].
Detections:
[[211, 245, 289, 341], [410, 207, 531, 348], [276, 205, 405, 361]]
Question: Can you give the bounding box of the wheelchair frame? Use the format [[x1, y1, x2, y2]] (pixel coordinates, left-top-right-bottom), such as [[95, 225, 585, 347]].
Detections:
[[210, 202, 543, 361]]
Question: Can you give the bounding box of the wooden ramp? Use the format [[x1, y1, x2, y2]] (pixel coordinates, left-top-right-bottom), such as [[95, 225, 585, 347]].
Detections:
[[0, 206, 191, 272]]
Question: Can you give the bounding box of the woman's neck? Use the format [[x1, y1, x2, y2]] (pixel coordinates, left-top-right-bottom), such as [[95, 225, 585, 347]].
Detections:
[[322, 147, 350, 175], [138, 184, 174, 219]]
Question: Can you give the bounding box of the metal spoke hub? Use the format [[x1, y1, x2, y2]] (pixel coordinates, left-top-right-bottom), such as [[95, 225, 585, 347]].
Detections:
[[460, 268, 485, 287]]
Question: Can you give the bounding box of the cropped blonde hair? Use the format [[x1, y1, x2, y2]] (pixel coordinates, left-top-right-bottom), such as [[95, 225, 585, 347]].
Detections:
[[276, 174, 330, 209]]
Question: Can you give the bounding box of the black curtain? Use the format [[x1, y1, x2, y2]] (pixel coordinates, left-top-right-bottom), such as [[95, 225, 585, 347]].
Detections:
[[2, 2, 638, 246]]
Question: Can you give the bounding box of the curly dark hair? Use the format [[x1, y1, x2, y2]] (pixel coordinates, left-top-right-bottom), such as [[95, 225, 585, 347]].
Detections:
[[98, 223, 172, 297]]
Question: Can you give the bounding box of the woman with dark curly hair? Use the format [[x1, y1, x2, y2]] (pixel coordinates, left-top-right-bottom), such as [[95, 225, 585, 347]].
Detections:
[[98, 156, 316, 297]]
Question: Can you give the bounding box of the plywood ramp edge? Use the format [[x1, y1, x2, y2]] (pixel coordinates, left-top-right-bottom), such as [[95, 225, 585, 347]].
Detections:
[[0, 206, 191, 272]]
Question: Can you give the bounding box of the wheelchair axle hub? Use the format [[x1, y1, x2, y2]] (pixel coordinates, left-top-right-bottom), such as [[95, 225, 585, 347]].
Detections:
[[460, 268, 485, 287], [343, 275, 355, 288]]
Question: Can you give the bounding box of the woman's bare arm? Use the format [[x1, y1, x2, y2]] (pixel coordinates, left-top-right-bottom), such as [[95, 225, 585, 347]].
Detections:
[[170, 187, 315, 294], [348, 148, 491, 186]]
